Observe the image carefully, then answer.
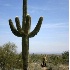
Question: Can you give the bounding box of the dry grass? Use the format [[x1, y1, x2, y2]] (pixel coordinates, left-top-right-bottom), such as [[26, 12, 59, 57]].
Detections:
[[28, 62, 69, 70]]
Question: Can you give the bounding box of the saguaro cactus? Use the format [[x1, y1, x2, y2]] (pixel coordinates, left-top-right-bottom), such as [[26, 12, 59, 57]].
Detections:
[[9, 0, 43, 70]]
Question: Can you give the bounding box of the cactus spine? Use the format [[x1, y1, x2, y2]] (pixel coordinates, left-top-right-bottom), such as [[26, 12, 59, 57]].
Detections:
[[9, 0, 43, 70]]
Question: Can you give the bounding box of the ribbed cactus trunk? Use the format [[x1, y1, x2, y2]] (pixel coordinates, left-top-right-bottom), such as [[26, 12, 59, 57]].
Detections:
[[22, 0, 29, 70], [22, 35, 29, 70], [9, 0, 43, 70]]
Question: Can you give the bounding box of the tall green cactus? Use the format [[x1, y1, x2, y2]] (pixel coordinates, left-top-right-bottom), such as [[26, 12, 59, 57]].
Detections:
[[9, 0, 43, 70]]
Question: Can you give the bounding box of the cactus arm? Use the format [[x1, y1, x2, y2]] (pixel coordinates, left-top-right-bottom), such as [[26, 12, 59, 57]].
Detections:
[[24, 15, 31, 34], [28, 17, 43, 38], [15, 17, 24, 33], [9, 19, 22, 37], [26, 15, 31, 31]]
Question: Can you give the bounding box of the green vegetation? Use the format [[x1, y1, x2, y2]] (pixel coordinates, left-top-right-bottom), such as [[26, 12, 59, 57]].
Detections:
[[0, 42, 23, 70], [0, 42, 69, 70]]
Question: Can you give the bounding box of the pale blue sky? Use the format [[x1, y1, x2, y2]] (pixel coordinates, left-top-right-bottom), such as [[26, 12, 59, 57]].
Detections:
[[0, 0, 69, 54]]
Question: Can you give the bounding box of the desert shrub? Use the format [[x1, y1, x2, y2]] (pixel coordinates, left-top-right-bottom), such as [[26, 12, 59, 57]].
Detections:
[[62, 51, 69, 65]]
